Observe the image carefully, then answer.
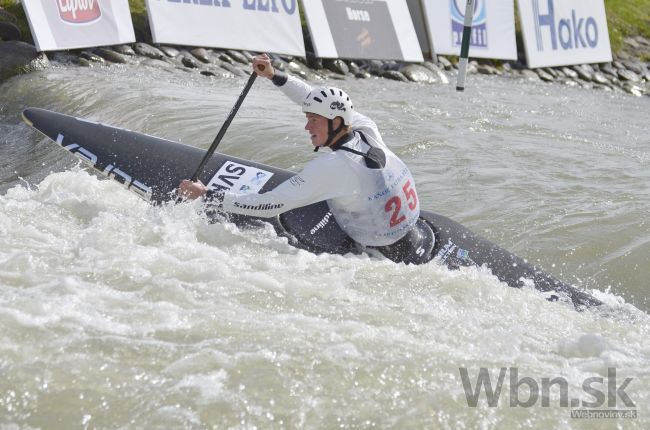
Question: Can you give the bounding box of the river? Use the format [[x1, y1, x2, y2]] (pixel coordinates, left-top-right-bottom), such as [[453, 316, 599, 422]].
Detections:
[[1, 63, 649, 428]]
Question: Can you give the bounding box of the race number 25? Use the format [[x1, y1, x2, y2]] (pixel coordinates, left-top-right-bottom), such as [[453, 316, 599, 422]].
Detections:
[[385, 180, 418, 227]]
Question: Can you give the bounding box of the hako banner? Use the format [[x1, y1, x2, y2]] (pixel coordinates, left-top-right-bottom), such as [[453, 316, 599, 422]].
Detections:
[[423, 0, 517, 60], [517, 0, 612, 68], [21, 0, 135, 51], [301, 0, 423, 62], [145, 0, 304, 57]]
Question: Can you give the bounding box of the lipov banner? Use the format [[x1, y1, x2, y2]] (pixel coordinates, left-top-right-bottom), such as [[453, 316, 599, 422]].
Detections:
[[20, 0, 135, 51], [301, 0, 423, 62], [517, 0, 612, 68], [423, 0, 517, 60], [145, 0, 304, 57]]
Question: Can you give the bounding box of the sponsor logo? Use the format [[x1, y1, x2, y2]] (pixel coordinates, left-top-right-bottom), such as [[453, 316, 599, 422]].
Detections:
[[330, 101, 346, 112], [533, 0, 599, 51], [207, 161, 272, 194], [457, 248, 470, 260], [166, 0, 232, 8], [438, 238, 457, 264], [289, 175, 305, 187], [57, 0, 102, 24], [55, 133, 152, 200], [242, 0, 296, 14], [451, 0, 487, 48], [346, 7, 370, 22], [310, 211, 333, 235], [233, 201, 284, 211]]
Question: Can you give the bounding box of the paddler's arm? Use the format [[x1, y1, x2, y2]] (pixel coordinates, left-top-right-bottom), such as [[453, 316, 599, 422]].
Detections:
[[178, 156, 351, 218], [253, 54, 313, 106], [214, 155, 350, 218]]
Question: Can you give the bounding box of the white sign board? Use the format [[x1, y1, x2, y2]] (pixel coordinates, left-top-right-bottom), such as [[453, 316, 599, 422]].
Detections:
[[20, 0, 135, 51], [517, 0, 612, 68], [145, 0, 305, 57], [423, 0, 517, 60], [302, 0, 423, 62]]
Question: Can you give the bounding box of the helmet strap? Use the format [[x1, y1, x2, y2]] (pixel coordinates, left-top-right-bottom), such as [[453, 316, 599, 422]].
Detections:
[[313, 118, 346, 152]]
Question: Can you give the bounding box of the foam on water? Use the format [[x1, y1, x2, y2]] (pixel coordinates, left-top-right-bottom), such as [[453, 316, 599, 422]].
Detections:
[[1, 169, 648, 427]]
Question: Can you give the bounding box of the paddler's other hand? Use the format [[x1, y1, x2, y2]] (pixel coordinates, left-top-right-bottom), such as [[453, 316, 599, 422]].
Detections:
[[252, 54, 274, 79], [178, 179, 208, 200]]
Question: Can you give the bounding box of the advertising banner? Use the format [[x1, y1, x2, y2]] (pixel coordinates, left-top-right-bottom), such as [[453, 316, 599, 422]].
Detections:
[[145, 0, 304, 57], [423, 0, 517, 60], [517, 0, 612, 68], [302, 0, 423, 62], [21, 0, 135, 51]]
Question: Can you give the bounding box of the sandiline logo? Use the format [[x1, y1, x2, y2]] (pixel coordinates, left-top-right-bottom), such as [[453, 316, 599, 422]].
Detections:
[[450, 0, 487, 48], [330, 101, 346, 112]]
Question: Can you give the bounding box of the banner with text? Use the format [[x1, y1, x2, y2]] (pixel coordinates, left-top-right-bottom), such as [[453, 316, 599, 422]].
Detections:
[[302, 0, 423, 62], [21, 0, 135, 51], [423, 0, 517, 60], [145, 0, 304, 57], [517, 0, 612, 68]]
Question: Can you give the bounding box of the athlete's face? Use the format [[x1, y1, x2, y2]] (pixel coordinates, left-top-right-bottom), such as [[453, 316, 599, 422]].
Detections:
[[304, 113, 329, 147]]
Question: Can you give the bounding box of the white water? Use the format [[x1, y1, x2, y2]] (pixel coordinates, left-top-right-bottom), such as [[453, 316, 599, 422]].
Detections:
[[1, 64, 649, 428]]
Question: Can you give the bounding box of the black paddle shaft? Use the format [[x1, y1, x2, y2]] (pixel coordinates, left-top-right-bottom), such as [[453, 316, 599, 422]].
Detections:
[[190, 72, 258, 181]]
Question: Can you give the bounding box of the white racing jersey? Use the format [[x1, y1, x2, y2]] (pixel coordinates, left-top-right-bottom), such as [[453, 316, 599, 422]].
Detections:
[[221, 75, 420, 246]]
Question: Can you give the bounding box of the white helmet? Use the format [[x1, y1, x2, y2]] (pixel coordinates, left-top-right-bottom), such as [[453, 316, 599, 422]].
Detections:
[[302, 87, 354, 125]]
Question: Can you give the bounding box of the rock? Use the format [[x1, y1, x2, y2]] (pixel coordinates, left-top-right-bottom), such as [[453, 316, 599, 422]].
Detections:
[[477, 64, 498, 75], [438, 56, 453, 70], [591, 72, 610, 85], [287, 61, 304, 74], [159, 46, 179, 58], [79, 51, 105, 64], [271, 58, 286, 71], [240, 51, 255, 61], [623, 83, 644, 97], [220, 62, 245, 77], [95, 48, 127, 64], [355, 71, 372, 79], [181, 55, 200, 69], [112, 45, 135, 56], [347, 61, 360, 75], [78, 58, 92, 67], [365, 60, 385, 75], [218, 52, 235, 64], [46, 51, 78, 64], [618, 69, 641, 82], [141, 58, 174, 69], [644, 72, 650, 82], [561, 79, 579, 87], [380, 70, 408, 82], [323, 58, 349, 75], [593, 84, 612, 92], [226, 50, 249, 64], [521, 69, 540, 81], [536, 69, 554, 82], [622, 61, 647, 75], [0, 8, 18, 24], [624, 37, 641, 49], [134, 43, 165, 60], [190, 48, 211, 63], [572, 65, 592, 81], [0, 41, 48, 81], [401, 64, 439, 83], [598, 63, 617, 77], [542, 67, 559, 78], [0, 21, 20, 41], [612, 60, 626, 70]]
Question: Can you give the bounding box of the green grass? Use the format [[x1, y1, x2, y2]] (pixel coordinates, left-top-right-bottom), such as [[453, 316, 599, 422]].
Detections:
[[604, 0, 650, 56], [2, 0, 650, 59]]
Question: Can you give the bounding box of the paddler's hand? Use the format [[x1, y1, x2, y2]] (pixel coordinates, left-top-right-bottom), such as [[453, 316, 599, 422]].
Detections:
[[252, 54, 274, 79], [178, 179, 208, 200]]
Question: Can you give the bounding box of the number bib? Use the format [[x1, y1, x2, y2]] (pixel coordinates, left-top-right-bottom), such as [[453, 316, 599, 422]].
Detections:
[[328, 147, 420, 246]]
